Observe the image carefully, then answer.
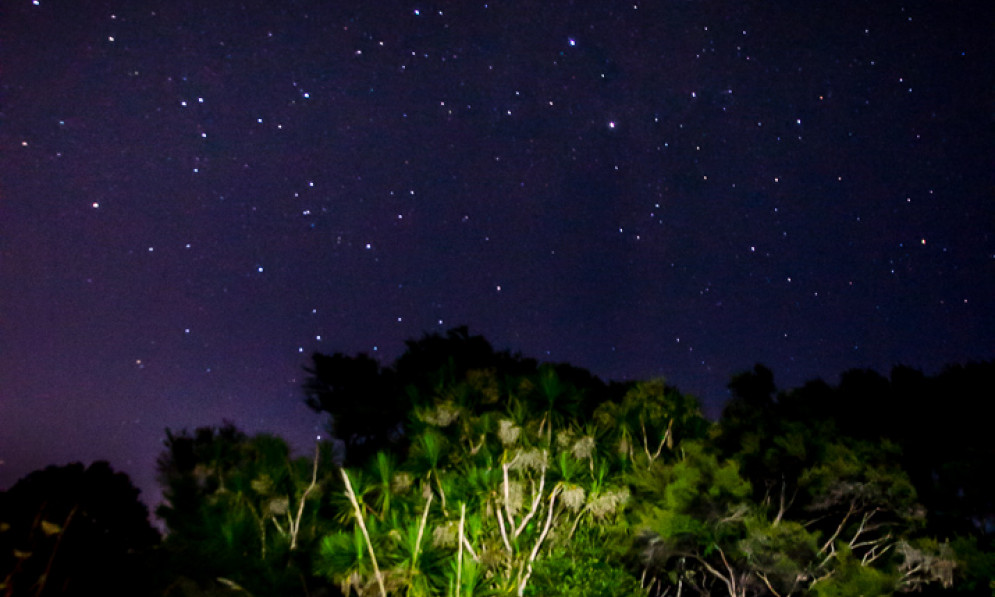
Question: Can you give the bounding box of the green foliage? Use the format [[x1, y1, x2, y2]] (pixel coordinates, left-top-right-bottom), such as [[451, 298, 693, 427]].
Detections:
[[947, 535, 995, 594], [740, 518, 818, 594], [810, 546, 896, 597], [524, 529, 645, 596], [145, 334, 991, 595], [632, 441, 765, 594], [593, 379, 708, 469], [311, 360, 666, 596], [155, 425, 336, 594], [5, 336, 987, 595]]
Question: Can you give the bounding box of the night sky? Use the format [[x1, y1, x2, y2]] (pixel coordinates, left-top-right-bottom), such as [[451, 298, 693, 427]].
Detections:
[[2, 0, 992, 509]]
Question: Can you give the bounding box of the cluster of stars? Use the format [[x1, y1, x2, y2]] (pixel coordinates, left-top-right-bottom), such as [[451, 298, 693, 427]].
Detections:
[[4, 1, 986, 484]]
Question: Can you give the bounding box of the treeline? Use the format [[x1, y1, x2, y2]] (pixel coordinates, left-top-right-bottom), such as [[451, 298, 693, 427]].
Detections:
[[1, 328, 992, 596]]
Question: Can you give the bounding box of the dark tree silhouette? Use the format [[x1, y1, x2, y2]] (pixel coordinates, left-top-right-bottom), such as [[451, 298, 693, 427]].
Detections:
[[0, 461, 159, 597], [716, 360, 995, 594], [303, 350, 405, 467], [303, 326, 541, 466]]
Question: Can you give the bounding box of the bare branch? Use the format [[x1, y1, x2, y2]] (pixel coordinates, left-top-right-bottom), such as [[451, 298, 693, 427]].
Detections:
[[270, 515, 286, 536], [819, 501, 856, 554], [716, 545, 739, 597], [773, 477, 795, 526], [462, 534, 479, 562], [433, 469, 448, 514], [495, 494, 513, 555], [518, 485, 562, 596], [289, 442, 320, 550], [340, 468, 386, 597], [861, 541, 894, 565], [412, 492, 433, 572], [457, 502, 465, 597], [566, 502, 590, 540], [503, 462, 515, 531], [651, 419, 674, 461], [851, 533, 891, 551], [642, 419, 652, 461], [514, 453, 547, 537], [690, 553, 736, 597], [756, 571, 783, 597], [847, 510, 876, 548]]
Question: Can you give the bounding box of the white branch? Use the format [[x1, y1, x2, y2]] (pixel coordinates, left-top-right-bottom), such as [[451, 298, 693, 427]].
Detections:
[[515, 455, 547, 537], [462, 534, 480, 562], [290, 442, 320, 550], [691, 553, 736, 597], [518, 486, 562, 596], [651, 419, 674, 461], [847, 510, 875, 548], [457, 502, 465, 597], [757, 571, 783, 597], [819, 501, 856, 554], [412, 491, 433, 571], [503, 462, 515, 531], [495, 495, 513, 555], [341, 468, 386, 597], [716, 545, 739, 597]]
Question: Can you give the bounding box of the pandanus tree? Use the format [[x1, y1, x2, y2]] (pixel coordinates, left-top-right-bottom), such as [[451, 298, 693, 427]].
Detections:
[[149, 332, 987, 595], [592, 378, 709, 470], [156, 424, 337, 594], [316, 365, 645, 596]]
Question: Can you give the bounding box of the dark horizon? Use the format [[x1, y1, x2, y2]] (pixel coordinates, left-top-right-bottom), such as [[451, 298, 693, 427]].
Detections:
[[3, 336, 990, 514]]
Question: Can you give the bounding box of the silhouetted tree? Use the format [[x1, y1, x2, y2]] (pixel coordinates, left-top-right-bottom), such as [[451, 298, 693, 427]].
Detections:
[[717, 361, 995, 595], [304, 352, 402, 467], [0, 461, 159, 596], [303, 326, 544, 466]]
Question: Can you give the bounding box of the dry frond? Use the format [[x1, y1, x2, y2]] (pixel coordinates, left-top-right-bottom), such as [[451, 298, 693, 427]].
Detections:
[[251, 474, 274, 495], [571, 436, 596, 460], [266, 497, 290, 516], [498, 419, 521, 446], [510, 448, 546, 472], [420, 402, 462, 427], [340, 571, 360, 597], [391, 471, 413, 494], [561, 485, 586, 512], [897, 540, 957, 589], [505, 480, 525, 515], [556, 430, 575, 449], [432, 520, 459, 548], [40, 520, 61, 536], [587, 487, 630, 520]]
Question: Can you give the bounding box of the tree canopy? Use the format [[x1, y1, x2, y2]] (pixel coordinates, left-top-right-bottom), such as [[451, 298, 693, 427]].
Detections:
[[4, 330, 992, 596], [0, 461, 159, 596]]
